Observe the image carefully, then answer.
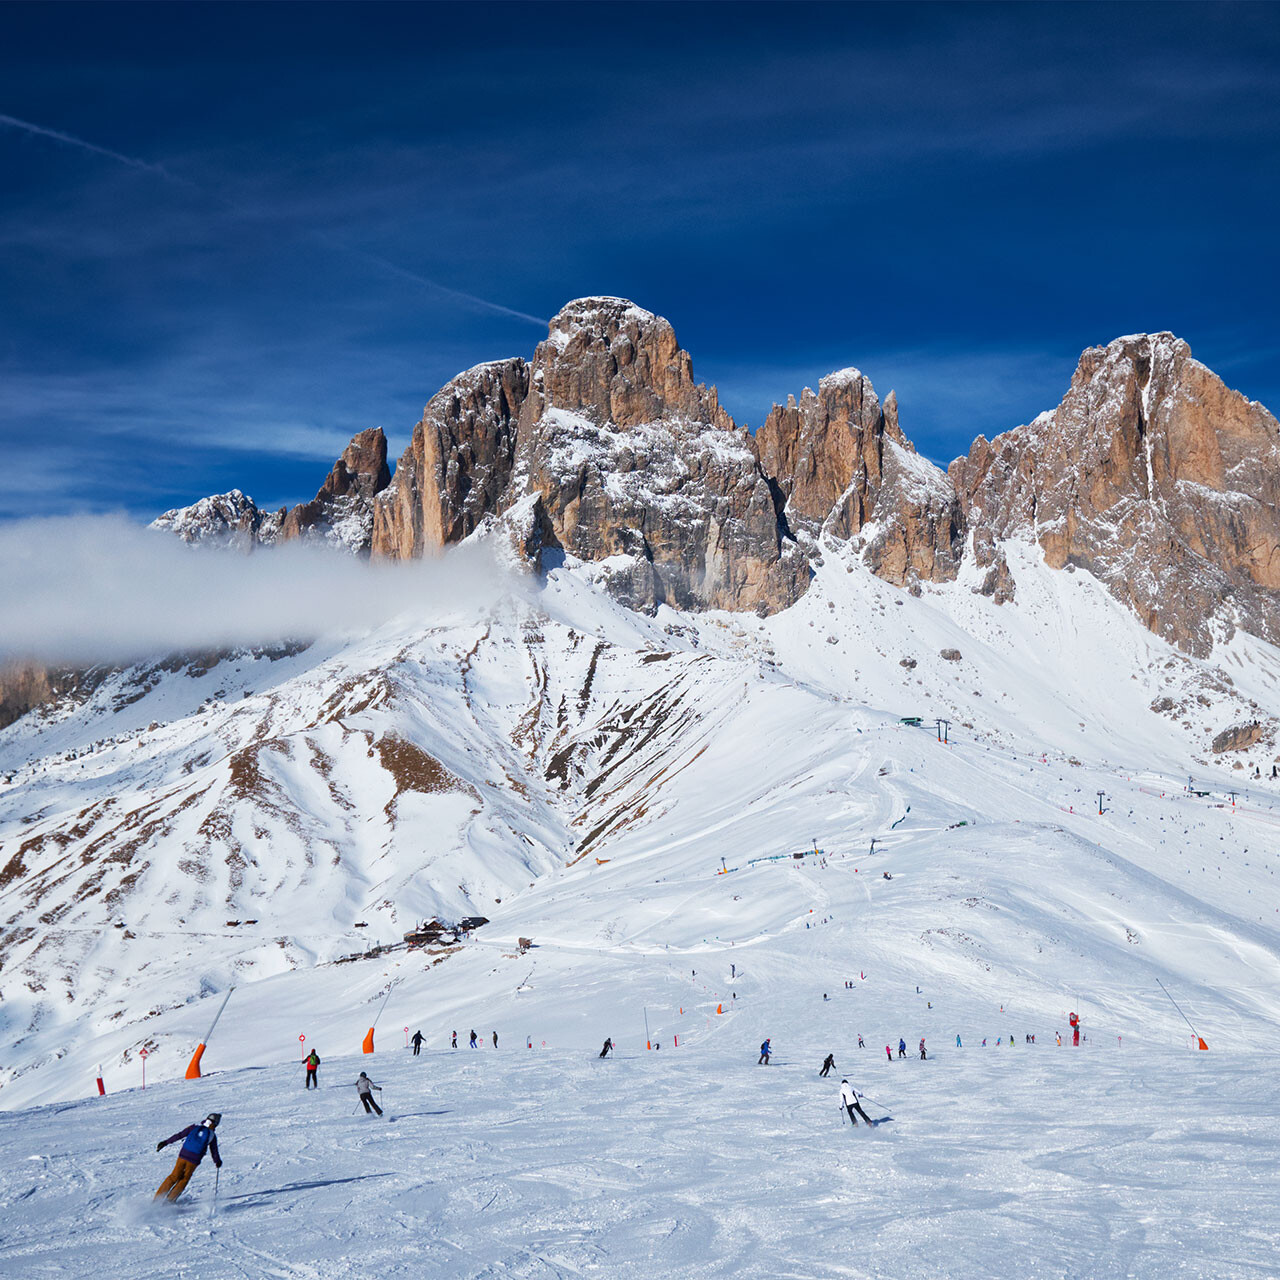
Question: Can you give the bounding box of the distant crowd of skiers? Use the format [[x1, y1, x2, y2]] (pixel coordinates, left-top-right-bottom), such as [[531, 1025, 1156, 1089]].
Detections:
[[151, 1016, 1083, 1202]]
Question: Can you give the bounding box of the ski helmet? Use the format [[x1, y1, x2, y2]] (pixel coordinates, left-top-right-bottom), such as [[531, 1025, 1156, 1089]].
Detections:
[[205, 1113, 221, 1128]]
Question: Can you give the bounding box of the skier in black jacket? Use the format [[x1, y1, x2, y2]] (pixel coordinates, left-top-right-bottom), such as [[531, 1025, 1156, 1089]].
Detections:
[[819, 1053, 836, 1077]]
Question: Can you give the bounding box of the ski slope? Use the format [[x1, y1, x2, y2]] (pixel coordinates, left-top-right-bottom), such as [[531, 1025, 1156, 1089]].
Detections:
[[1, 1040, 1277, 1279]]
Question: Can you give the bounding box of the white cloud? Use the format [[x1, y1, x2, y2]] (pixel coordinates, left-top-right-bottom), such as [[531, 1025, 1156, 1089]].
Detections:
[[0, 517, 528, 665]]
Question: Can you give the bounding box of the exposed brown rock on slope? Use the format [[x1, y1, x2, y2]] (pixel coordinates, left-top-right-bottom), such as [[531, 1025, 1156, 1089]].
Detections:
[[372, 360, 528, 560], [951, 333, 1280, 655]]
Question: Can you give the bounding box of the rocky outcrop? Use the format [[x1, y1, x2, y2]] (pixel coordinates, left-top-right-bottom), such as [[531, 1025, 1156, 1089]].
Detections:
[[951, 334, 1280, 655], [279, 427, 390, 555], [1211, 722, 1264, 753], [756, 371, 962, 587], [508, 298, 808, 613], [151, 490, 282, 549], [372, 361, 527, 561]]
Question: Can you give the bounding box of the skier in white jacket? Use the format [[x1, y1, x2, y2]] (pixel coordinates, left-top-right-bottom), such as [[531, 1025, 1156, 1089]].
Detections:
[[840, 1079, 873, 1128]]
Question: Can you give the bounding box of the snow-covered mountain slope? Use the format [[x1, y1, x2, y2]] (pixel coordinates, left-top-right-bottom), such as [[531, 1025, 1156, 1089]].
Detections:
[[3, 535, 1280, 1118]]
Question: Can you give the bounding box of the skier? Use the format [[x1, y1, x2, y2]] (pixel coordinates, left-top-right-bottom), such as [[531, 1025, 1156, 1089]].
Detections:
[[857, 1034, 865, 1049], [154, 1113, 222, 1202], [819, 1053, 836, 1077], [956, 1034, 962, 1047], [885, 1044, 892, 1062], [919, 1038, 927, 1060], [355, 1071, 383, 1115], [840, 1079, 873, 1128], [469, 1029, 478, 1048], [492, 1031, 498, 1049], [758, 1039, 772, 1065], [304, 1049, 320, 1088], [451, 1030, 457, 1049], [599, 1037, 613, 1059], [411, 1030, 424, 1056], [897, 1038, 906, 1059]]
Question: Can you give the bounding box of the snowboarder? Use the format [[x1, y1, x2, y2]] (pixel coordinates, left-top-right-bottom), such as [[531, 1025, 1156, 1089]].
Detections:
[[451, 1030, 457, 1049], [820, 1053, 836, 1077], [305, 1049, 320, 1088], [758, 1039, 772, 1065], [919, 1038, 926, 1060], [411, 1030, 424, 1056], [154, 1113, 222, 1202], [355, 1071, 383, 1115], [897, 1038, 906, 1059], [840, 1079, 873, 1128], [469, 1029, 478, 1048], [599, 1037, 613, 1059]]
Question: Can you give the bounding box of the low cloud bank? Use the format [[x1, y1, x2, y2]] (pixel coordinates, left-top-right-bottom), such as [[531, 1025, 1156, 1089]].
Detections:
[[0, 516, 526, 666]]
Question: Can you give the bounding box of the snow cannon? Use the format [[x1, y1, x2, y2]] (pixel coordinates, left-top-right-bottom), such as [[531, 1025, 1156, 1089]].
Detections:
[[186, 987, 235, 1079]]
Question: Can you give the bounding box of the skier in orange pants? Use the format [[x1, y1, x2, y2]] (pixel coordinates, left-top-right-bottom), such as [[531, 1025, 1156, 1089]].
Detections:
[[155, 1113, 222, 1201]]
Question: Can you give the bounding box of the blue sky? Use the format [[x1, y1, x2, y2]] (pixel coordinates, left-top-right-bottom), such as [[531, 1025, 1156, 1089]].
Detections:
[[2, 1, 1277, 519]]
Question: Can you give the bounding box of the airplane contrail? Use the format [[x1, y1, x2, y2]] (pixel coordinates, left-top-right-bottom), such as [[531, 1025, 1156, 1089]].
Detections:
[[0, 112, 178, 180], [0, 110, 548, 329], [325, 238, 547, 327]]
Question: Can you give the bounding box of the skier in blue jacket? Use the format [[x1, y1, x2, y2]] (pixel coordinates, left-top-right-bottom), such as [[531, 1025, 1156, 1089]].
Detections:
[[155, 1113, 222, 1201], [758, 1039, 772, 1065]]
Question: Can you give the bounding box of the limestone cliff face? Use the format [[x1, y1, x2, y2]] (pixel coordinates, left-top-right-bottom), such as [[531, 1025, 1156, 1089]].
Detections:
[[279, 427, 390, 555], [508, 298, 808, 614], [756, 371, 962, 587], [951, 333, 1280, 654], [372, 360, 527, 561]]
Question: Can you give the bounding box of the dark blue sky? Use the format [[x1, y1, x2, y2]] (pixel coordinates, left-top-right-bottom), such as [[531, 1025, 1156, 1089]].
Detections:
[[2, 2, 1278, 519]]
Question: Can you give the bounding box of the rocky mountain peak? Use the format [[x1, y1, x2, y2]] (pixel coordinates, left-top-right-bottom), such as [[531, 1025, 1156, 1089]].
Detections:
[[756, 367, 962, 588], [513, 299, 805, 613], [278, 427, 390, 555], [952, 332, 1280, 654], [526, 296, 730, 432], [150, 489, 281, 549]]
